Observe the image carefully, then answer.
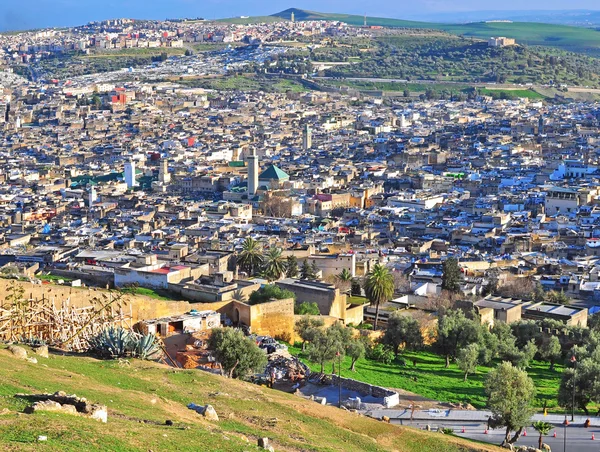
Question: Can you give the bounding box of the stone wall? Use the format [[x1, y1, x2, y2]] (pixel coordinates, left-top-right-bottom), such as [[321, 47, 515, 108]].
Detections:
[[46, 268, 114, 288], [327, 375, 400, 408], [0, 279, 193, 323], [232, 298, 294, 341]]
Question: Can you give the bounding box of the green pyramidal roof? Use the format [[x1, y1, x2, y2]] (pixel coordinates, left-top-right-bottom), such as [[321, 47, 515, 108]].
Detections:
[[259, 165, 289, 181]]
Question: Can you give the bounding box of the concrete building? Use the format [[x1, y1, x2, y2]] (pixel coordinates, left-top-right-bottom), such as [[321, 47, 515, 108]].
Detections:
[[488, 37, 516, 47]]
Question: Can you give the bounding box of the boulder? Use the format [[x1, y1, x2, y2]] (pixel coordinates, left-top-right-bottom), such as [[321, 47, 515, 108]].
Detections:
[[7, 345, 28, 360], [26, 400, 63, 414], [202, 405, 219, 421], [258, 438, 270, 448], [33, 346, 49, 359], [89, 405, 108, 423]]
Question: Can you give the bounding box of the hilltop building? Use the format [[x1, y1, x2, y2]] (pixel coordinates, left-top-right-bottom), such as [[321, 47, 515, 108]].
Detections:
[[488, 37, 516, 47]]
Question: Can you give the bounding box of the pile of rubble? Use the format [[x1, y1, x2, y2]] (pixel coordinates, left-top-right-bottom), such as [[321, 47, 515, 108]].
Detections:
[[265, 355, 310, 382], [19, 391, 107, 423]]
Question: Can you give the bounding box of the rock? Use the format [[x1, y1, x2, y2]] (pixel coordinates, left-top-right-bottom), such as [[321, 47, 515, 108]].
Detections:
[[0, 408, 11, 415], [33, 346, 49, 359], [27, 357, 38, 364], [165, 420, 173, 426], [89, 405, 108, 423], [202, 405, 219, 421], [26, 400, 63, 414], [258, 438, 270, 448], [541, 444, 551, 452], [37, 436, 47, 442], [7, 345, 28, 360], [62, 404, 78, 415]]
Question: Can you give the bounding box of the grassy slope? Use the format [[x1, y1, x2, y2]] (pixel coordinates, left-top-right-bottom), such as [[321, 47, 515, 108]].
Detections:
[[289, 347, 563, 411], [0, 347, 502, 452], [270, 9, 600, 54]]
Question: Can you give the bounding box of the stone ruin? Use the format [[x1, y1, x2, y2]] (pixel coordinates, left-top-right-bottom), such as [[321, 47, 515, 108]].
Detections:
[[19, 391, 107, 423]]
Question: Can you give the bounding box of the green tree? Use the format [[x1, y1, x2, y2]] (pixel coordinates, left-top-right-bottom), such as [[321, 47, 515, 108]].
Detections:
[[540, 336, 562, 370], [262, 247, 285, 281], [300, 259, 316, 280], [237, 237, 264, 276], [310, 261, 320, 279], [295, 302, 320, 316], [364, 263, 394, 330], [347, 338, 365, 371], [441, 258, 462, 293], [351, 278, 362, 296], [208, 328, 267, 379], [294, 316, 324, 351], [456, 343, 480, 381], [382, 311, 423, 356], [531, 421, 552, 450], [435, 309, 481, 368], [547, 290, 570, 305], [248, 284, 295, 305], [285, 255, 299, 278], [558, 356, 600, 415], [485, 361, 536, 447], [307, 323, 351, 373]]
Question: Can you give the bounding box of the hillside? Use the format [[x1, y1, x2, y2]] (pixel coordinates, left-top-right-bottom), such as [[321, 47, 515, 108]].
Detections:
[[272, 8, 600, 56], [0, 346, 503, 452]]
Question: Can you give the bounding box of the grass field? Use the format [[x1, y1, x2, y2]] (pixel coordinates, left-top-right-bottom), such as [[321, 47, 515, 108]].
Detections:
[[289, 347, 563, 411], [478, 88, 546, 99], [120, 286, 176, 301], [270, 9, 600, 55], [37, 274, 73, 283], [0, 346, 502, 452]]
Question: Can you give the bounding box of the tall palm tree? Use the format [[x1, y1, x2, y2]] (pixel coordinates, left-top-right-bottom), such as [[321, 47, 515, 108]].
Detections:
[[237, 237, 263, 276], [336, 268, 353, 293], [531, 421, 552, 450], [364, 263, 394, 330], [262, 247, 285, 281]]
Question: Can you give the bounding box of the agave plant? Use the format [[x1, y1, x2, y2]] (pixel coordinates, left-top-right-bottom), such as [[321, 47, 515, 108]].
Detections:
[[130, 333, 162, 360], [89, 326, 162, 361], [89, 326, 131, 358]]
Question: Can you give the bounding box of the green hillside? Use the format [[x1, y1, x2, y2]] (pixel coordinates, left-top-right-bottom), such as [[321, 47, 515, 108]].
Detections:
[[272, 8, 600, 55], [0, 346, 502, 452]]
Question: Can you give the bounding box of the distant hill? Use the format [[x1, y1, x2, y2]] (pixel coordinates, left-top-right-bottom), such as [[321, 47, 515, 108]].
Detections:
[[271, 8, 600, 56]]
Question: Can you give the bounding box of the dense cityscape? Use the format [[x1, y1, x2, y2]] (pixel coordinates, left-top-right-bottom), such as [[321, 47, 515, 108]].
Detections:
[[2, 7, 600, 452]]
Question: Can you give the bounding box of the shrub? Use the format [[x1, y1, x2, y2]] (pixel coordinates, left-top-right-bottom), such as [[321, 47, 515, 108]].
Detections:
[[248, 285, 295, 305], [295, 302, 320, 315]]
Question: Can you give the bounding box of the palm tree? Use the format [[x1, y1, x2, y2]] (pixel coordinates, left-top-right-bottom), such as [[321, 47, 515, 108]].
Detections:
[[532, 421, 552, 450], [336, 268, 353, 293], [262, 247, 285, 281], [364, 263, 394, 330], [237, 237, 263, 276]]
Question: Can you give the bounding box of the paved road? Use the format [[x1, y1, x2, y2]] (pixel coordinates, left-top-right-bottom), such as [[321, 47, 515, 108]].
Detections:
[[365, 409, 600, 451]]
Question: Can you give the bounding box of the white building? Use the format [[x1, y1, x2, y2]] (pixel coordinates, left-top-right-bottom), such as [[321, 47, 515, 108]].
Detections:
[[124, 161, 137, 188]]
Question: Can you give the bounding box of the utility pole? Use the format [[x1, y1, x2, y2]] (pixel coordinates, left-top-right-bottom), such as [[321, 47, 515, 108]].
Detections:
[[336, 351, 342, 408], [571, 355, 577, 422]]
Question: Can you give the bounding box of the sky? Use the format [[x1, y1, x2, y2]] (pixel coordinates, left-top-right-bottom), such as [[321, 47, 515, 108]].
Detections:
[[1, 0, 600, 31]]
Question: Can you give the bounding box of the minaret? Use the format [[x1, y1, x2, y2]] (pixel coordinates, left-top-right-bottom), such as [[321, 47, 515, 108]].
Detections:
[[159, 157, 170, 184], [302, 124, 312, 150], [124, 160, 136, 188], [364, 13, 367, 27], [291, 11, 295, 23], [247, 148, 259, 197]]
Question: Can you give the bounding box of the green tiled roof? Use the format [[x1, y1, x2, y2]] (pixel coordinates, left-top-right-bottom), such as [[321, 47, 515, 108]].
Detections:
[[259, 165, 289, 181]]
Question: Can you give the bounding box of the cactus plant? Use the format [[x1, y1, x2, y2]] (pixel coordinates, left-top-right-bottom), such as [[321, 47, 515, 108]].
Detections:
[[89, 326, 162, 361]]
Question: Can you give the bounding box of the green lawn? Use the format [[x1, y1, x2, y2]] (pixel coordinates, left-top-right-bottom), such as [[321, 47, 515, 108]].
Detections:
[[289, 346, 563, 411], [120, 287, 176, 301], [348, 296, 369, 305], [38, 274, 73, 283]]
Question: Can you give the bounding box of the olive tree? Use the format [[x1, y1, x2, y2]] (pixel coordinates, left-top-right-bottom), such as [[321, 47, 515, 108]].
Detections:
[[485, 361, 536, 447]]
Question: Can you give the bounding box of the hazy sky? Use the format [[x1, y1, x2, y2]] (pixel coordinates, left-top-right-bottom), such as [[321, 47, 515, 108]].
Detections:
[[1, 0, 600, 31]]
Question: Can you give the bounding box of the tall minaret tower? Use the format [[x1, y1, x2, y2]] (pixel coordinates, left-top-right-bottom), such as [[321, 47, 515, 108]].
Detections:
[[364, 13, 367, 27], [159, 157, 170, 184], [291, 11, 295, 23], [247, 148, 259, 197], [302, 124, 312, 150]]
